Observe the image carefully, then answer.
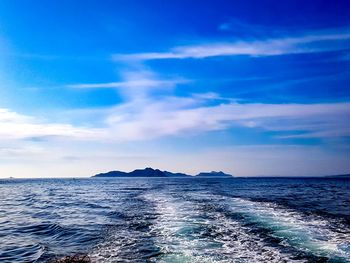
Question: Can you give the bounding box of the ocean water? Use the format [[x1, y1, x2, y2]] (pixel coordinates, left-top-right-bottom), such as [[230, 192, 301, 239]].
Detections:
[[0, 178, 349, 263]]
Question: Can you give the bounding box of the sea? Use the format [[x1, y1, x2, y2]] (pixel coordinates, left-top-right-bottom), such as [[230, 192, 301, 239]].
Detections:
[[0, 177, 349, 263]]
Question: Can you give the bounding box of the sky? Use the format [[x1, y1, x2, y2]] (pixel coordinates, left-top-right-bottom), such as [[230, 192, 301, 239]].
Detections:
[[0, 0, 350, 177]]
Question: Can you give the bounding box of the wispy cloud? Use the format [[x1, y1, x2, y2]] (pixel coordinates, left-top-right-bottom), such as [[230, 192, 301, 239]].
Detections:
[[2, 78, 350, 177], [68, 79, 186, 89], [113, 30, 350, 61], [64, 67, 350, 141], [0, 108, 103, 140], [4, 64, 349, 145], [102, 95, 350, 140], [67, 70, 189, 101]]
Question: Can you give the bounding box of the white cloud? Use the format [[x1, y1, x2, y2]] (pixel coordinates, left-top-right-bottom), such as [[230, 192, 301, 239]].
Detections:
[[112, 30, 350, 61], [1, 94, 350, 178], [68, 69, 188, 90], [65, 69, 350, 141], [2, 59, 346, 144], [68, 79, 185, 89], [2, 66, 349, 178], [102, 96, 350, 140], [7, 93, 348, 143], [67, 70, 189, 103], [0, 108, 103, 140]]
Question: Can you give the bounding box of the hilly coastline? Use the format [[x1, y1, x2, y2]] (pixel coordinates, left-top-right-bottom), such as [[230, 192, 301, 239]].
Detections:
[[93, 167, 233, 178]]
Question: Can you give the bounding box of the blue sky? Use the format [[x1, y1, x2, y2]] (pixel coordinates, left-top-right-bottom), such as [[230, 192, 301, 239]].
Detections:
[[0, 0, 350, 177]]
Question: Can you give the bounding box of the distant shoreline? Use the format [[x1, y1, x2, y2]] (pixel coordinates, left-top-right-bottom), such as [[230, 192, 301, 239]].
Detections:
[[1, 173, 349, 180]]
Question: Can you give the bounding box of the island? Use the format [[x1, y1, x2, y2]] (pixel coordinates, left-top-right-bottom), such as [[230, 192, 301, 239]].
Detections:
[[93, 167, 233, 178]]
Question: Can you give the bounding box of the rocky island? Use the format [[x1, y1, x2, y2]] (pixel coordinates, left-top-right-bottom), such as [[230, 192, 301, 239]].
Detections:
[[93, 167, 233, 178]]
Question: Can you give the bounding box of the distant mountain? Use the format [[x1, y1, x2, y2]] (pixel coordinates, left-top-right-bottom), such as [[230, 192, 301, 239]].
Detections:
[[163, 171, 190, 177], [94, 170, 129, 177], [94, 168, 189, 178], [93, 168, 233, 178], [196, 171, 233, 178]]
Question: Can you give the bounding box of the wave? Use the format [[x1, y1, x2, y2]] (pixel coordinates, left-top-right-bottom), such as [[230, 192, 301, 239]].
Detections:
[[89, 196, 160, 262], [0, 243, 44, 263], [143, 191, 306, 263], [223, 196, 350, 262], [87, 188, 350, 262], [1, 178, 349, 262]]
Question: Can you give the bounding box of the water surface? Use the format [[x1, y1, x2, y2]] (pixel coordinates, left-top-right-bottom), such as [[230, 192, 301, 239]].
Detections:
[[0, 177, 349, 262]]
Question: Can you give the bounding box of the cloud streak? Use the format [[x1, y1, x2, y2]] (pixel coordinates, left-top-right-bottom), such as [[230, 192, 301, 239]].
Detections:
[[4, 95, 349, 143], [67, 70, 189, 102], [64, 67, 350, 141], [2, 81, 350, 178], [113, 30, 350, 61], [68, 79, 186, 89], [102, 96, 350, 140], [0, 108, 103, 140]]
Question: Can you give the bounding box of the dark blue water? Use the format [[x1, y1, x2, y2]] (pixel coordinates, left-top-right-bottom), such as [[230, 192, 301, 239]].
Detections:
[[0, 178, 349, 262]]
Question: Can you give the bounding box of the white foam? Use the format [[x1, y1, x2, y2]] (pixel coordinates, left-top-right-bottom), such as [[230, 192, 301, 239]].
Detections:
[[88, 191, 350, 262], [88, 228, 136, 263], [144, 192, 303, 263], [225, 197, 350, 261]]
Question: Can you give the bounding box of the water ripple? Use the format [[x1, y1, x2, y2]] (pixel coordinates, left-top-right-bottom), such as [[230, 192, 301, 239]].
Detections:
[[0, 178, 349, 262]]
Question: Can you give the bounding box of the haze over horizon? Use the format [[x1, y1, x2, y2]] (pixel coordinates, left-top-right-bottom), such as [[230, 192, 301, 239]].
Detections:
[[1, 0, 350, 178]]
